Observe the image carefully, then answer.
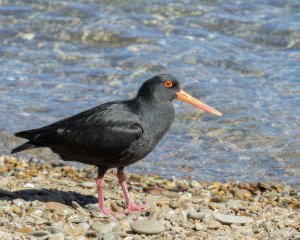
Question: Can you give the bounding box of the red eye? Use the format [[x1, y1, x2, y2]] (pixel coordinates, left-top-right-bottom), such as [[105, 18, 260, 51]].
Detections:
[[164, 80, 173, 88]]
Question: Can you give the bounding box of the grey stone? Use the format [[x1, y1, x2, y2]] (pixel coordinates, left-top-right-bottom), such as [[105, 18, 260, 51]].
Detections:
[[0, 218, 9, 223], [0, 231, 14, 240], [263, 220, 274, 233], [102, 233, 118, 240], [87, 172, 98, 179], [197, 208, 213, 214], [205, 220, 222, 229], [269, 227, 298, 239], [76, 236, 86, 240], [78, 222, 90, 233], [67, 214, 84, 223], [283, 219, 297, 227], [91, 210, 106, 218], [48, 233, 65, 240], [92, 222, 114, 233], [59, 179, 77, 187], [187, 211, 205, 220], [71, 201, 82, 209], [44, 226, 67, 235], [28, 230, 50, 237], [169, 199, 180, 209], [80, 181, 96, 188], [86, 203, 100, 212], [132, 235, 143, 240], [233, 188, 252, 199], [72, 201, 90, 216], [12, 198, 28, 207], [130, 220, 165, 235], [292, 234, 300, 240], [195, 222, 207, 231], [148, 203, 161, 220], [225, 200, 243, 209], [213, 212, 254, 224]]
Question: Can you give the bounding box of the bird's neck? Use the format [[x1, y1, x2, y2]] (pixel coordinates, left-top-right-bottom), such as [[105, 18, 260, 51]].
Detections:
[[132, 97, 175, 121], [135, 95, 171, 110]]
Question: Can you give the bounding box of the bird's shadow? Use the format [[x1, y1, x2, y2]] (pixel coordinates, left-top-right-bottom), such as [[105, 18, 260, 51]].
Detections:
[[0, 188, 98, 207]]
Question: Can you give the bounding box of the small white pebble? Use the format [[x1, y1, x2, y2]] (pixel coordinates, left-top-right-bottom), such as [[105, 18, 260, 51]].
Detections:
[[24, 183, 35, 188]]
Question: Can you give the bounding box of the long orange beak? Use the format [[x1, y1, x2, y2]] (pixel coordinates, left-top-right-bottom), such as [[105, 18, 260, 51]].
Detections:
[[176, 90, 222, 116]]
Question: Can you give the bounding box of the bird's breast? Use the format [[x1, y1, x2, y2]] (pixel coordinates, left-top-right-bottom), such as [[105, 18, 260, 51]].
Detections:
[[138, 103, 175, 152], [102, 102, 175, 167]]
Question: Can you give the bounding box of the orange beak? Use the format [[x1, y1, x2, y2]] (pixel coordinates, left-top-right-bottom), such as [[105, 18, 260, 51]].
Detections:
[[176, 90, 222, 116]]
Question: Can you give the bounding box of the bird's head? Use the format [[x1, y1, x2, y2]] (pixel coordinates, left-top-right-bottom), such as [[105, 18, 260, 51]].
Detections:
[[137, 74, 222, 116]]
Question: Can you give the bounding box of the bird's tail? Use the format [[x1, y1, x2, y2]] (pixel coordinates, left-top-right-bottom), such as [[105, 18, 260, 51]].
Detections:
[[11, 141, 38, 154]]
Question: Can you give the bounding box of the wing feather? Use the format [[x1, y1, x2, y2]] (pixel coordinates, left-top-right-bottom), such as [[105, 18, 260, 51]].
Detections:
[[14, 101, 143, 161]]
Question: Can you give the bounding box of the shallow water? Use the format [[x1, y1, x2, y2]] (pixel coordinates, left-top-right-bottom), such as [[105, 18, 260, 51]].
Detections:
[[0, 0, 299, 186]]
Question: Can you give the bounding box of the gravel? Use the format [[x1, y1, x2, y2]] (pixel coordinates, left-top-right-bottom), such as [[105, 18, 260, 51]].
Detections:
[[0, 155, 299, 239]]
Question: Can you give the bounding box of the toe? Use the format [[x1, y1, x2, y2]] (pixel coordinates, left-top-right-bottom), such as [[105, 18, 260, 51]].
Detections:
[[100, 207, 125, 216], [126, 203, 150, 212]]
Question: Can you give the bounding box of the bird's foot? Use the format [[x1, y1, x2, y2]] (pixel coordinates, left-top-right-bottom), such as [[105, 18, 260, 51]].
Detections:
[[125, 203, 150, 213], [100, 206, 125, 216]]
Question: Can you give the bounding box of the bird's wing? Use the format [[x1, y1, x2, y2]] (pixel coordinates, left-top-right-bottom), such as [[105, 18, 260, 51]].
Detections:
[[15, 102, 143, 158]]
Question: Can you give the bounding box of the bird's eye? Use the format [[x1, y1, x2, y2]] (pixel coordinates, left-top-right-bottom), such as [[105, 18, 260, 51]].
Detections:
[[164, 80, 173, 88]]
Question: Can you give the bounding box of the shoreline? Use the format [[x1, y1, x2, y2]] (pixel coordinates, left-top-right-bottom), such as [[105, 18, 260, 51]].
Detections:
[[0, 155, 299, 239]]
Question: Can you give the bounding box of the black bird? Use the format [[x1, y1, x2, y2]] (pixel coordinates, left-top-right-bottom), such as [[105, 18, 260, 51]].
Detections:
[[12, 74, 222, 215]]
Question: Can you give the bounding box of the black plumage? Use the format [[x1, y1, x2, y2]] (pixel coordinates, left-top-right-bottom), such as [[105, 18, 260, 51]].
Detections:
[[12, 74, 221, 215], [12, 74, 178, 170]]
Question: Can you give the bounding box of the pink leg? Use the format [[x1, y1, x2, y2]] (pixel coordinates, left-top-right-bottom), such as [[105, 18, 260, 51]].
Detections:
[[117, 167, 149, 213], [96, 177, 116, 216]]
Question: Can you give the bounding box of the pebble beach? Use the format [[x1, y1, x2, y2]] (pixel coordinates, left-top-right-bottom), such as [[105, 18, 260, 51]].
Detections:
[[0, 155, 299, 240]]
